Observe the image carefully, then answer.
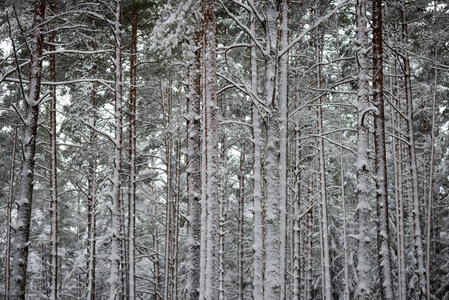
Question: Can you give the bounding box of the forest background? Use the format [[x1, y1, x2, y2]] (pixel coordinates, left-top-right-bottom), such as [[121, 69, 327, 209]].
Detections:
[[0, 0, 449, 299]]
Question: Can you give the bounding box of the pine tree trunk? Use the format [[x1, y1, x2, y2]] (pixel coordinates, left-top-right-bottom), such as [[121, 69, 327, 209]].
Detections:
[[5, 115, 18, 300], [250, 9, 264, 300], [128, 8, 138, 300], [109, 1, 123, 298], [186, 21, 202, 300], [292, 100, 301, 300], [264, 2, 281, 299], [305, 177, 314, 300], [202, 0, 219, 298], [87, 77, 97, 300], [400, 2, 427, 298], [238, 143, 245, 300], [48, 4, 58, 297], [372, 1, 393, 298], [163, 78, 175, 300], [391, 40, 406, 300], [426, 49, 437, 300], [314, 3, 332, 296], [279, 2, 289, 299], [340, 107, 350, 300], [10, 1, 46, 298], [355, 0, 372, 298]]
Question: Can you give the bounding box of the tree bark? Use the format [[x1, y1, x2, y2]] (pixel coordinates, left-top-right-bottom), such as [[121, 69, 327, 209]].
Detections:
[[372, 1, 393, 298], [87, 75, 98, 300], [202, 0, 220, 299], [128, 8, 138, 300], [186, 20, 202, 300], [250, 9, 264, 300], [238, 143, 245, 300], [314, 5, 332, 296], [355, 0, 372, 298], [264, 2, 281, 300], [279, 2, 289, 299], [426, 48, 437, 300], [10, 1, 46, 298], [400, 2, 427, 298], [109, 0, 123, 298], [5, 117, 18, 300], [48, 2, 58, 297]]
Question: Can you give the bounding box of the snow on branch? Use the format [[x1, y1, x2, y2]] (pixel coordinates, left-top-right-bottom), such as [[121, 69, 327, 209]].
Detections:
[[3, 77, 115, 92], [279, 0, 352, 58], [42, 49, 114, 56], [219, 0, 267, 56]]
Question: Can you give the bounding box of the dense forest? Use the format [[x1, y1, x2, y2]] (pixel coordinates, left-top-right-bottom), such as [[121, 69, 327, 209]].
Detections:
[[0, 0, 448, 299]]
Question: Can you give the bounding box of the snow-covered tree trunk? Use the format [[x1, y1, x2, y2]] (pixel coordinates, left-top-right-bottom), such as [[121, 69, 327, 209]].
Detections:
[[163, 78, 176, 300], [372, 1, 393, 298], [305, 177, 314, 300], [153, 197, 161, 300], [128, 8, 138, 300], [426, 50, 437, 300], [391, 42, 406, 300], [292, 94, 301, 300], [355, 0, 372, 298], [278, 2, 289, 299], [48, 5, 58, 298], [202, 0, 220, 298], [10, 1, 46, 298], [339, 107, 350, 300], [186, 21, 202, 300], [109, 0, 123, 298], [87, 76, 98, 300], [250, 9, 264, 300], [400, 2, 427, 298], [5, 110, 18, 300], [264, 2, 281, 300], [238, 143, 245, 300], [314, 4, 332, 296]]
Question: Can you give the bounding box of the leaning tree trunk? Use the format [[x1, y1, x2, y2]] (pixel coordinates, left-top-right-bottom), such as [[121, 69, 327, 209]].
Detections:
[[10, 1, 46, 298], [355, 0, 372, 298], [372, 1, 393, 298], [109, 0, 123, 299]]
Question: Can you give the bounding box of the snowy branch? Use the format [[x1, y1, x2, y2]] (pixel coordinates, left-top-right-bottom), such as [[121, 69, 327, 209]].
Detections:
[[279, 0, 352, 58]]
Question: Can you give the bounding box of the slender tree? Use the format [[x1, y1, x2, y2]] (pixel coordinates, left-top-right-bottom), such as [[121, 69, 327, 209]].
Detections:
[[109, 0, 124, 298], [279, 2, 289, 298], [372, 0, 393, 298], [48, 2, 59, 298], [399, 1, 427, 298]]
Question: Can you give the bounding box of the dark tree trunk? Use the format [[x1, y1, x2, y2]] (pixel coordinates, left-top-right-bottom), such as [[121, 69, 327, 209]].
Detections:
[[372, 1, 393, 298], [10, 1, 46, 299]]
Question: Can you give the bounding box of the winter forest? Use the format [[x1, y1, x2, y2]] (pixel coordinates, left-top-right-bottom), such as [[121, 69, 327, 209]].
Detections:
[[1, 0, 449, 299]]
